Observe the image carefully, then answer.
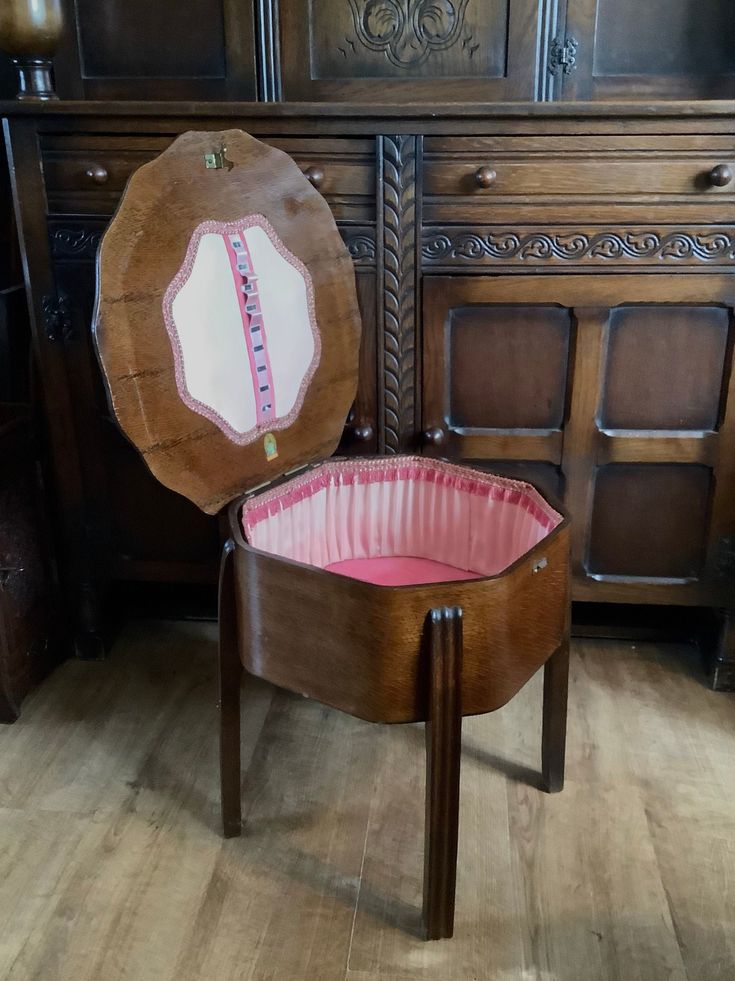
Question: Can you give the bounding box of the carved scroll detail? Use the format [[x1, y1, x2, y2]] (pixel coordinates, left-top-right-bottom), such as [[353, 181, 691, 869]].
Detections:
[[347, 0, 470, 69], [422, 229, 735, 265], [50, 222, 377, 268], [340, 227, 377, 265], [50, 226, 104, 260], [381, 135, 418, 454]]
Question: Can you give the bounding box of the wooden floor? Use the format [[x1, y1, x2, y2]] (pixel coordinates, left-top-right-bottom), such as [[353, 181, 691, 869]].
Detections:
[[0, 621, 733, 981]]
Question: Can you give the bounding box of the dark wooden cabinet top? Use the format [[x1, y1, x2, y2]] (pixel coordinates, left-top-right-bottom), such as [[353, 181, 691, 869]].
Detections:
[[4, 100, 735, 120]]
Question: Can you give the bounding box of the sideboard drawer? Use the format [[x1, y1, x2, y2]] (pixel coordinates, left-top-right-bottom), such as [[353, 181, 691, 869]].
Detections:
[[42, 136, 376, 214], [423, 135, 735, 206], [43, 147, 160, 199], [424, 155, 735, 200]]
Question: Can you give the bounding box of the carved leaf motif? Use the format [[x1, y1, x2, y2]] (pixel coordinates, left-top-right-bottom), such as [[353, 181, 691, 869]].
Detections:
[[348, 0, 470, 68], [414, 0, 461, 41], [364, 0, 403, 43], [381, 135, 417, 454]]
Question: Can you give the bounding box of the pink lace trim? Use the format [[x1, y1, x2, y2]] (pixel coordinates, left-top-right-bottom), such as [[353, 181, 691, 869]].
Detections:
[[241, 455, 562, 534]]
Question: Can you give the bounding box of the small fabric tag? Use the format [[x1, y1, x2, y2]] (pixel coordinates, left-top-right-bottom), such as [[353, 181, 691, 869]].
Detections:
[[264, 433, 278, 461]]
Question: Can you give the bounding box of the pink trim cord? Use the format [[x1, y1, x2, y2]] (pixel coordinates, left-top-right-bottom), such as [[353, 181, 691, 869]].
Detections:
[[241, 456, 563, 584], [223, 230, 276, 424]]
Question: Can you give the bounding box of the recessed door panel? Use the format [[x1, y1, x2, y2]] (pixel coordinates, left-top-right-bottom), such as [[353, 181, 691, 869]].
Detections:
[[601, 306, 730, 431], [588, 464, 712, 579], [563, 0, 735, 100], [448, 305, 571, 430], [55, 0, 256, 99], [594, 0, 735, 78]]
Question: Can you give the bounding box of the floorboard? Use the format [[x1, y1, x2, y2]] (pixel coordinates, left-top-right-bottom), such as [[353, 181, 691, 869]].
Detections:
[[0, 621, 732, 981]]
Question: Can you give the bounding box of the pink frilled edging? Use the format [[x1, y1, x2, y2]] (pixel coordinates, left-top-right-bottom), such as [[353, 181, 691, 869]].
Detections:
[[240, 456, 563, 584], [161, 213, 321, 446]]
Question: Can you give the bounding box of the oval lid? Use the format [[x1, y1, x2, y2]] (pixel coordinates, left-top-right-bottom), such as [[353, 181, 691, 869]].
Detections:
[[93, 129, 362, 514]]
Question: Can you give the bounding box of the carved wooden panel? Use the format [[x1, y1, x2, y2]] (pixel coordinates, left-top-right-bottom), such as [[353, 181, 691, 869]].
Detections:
[[279, 0, 547, 101], [50, 216, 375, 269], [562, 0, 735, 100], [379, 134, 420, 453], [54, 0, 257, 99], [422, 228, 735, 270]]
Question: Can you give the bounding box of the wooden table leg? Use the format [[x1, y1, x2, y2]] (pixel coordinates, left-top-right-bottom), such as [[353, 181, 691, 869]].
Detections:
[[541, 638, 569, 794], [423, 606, 463, 941], [218, 536, 243, 838]]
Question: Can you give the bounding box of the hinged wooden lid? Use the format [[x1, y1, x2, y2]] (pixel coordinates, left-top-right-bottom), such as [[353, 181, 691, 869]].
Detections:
[[93, 130, 362, 514]]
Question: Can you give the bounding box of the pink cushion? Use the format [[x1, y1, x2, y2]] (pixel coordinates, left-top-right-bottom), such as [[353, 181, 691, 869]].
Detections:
[[240, 456, 562, 586]]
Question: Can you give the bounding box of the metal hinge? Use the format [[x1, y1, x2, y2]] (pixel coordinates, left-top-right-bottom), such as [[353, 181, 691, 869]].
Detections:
[[41, 292, 74, 343], [203, 140, 233, 171], [548, 36, 579, 76]]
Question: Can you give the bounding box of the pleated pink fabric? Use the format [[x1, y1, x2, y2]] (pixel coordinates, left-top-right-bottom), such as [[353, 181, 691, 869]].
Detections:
[[240, 456, 562, 585]]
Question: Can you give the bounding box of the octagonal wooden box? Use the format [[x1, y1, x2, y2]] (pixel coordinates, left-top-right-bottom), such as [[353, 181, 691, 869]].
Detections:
[[93, 130, 571, 941]]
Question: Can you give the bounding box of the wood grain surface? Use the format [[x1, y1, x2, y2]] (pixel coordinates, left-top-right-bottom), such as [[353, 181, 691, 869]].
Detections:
[[0, 620, 732, 980], [227, 501, 570, 723]]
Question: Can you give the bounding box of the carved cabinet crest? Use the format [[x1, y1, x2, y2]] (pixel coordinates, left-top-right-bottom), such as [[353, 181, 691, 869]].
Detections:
[[346, 0, 471, 68]]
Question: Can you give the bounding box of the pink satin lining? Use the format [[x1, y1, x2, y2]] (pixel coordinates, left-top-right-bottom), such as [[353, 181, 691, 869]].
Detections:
[[240, 456, 562, 584]]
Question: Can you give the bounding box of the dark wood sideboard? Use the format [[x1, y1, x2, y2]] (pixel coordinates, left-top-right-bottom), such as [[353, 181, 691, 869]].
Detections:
[[2, 100, 735, 690], [2, 0, 735, 690], [0, 151, 62, 719]]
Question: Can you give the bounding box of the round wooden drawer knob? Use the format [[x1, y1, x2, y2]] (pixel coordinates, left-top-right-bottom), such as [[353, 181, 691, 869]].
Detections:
[[474, 166, 497, 188], [304, 166, 324, 188], [85, 164, 109, 184], [349, 423, 374, 443], [709, 164, 733, 188], [423, 427, 446, 446]]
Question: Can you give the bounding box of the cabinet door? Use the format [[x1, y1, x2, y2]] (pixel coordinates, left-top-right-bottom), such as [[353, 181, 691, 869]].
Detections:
[[561, 0, 735, 100], [423, 274, 735, 606], [279, 0, 546, 102], [54, 0, 257, 99]]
